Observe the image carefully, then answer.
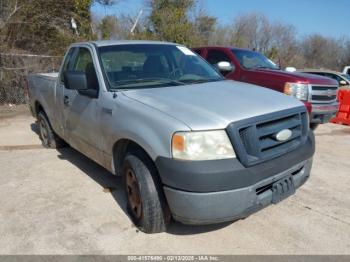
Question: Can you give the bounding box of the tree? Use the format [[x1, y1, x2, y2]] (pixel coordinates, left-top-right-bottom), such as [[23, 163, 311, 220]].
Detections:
[[0, 0, 21, 31], [147, 0, 195, 46], [98, 15, 117, 39], [219, 13, 300, 67], [301, 34, 343, 70], [1, 0, 94, 55], [192, 13, 216, 46]]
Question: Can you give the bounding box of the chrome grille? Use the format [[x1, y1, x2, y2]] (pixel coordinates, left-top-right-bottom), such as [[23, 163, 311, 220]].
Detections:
[[309, 85, 338, 103], [227, 108, 308, 167]]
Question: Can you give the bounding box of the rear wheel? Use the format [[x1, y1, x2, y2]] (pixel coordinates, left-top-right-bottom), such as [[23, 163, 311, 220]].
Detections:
[[37, 111, 66, 148], [122, 151, 170, 233]]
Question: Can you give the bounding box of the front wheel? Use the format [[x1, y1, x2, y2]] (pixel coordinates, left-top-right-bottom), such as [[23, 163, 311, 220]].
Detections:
[[122, 151, 170, 233]]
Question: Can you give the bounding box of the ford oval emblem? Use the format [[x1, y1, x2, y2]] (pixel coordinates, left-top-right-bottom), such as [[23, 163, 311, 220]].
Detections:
[[275, 129, 292, 142]]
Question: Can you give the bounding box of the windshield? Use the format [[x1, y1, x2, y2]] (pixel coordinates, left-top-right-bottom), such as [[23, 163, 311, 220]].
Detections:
[[231, 49, 279, 70], [98, 44, 223, 90]]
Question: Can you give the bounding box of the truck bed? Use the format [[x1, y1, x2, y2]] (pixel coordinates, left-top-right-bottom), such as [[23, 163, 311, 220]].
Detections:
[[28, 72, 60, 123]]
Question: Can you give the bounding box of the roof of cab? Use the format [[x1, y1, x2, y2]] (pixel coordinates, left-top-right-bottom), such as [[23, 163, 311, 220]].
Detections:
[[72, 40, 179, 47]]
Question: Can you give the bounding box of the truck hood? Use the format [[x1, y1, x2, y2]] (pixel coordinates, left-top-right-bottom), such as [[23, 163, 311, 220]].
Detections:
[[122, 80, 304, 130], [255, 69, 338, 85]]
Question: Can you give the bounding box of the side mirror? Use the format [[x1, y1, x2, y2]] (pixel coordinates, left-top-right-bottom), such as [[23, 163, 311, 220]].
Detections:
[[64, 71, 88, 90], [339, 80, 347, 86], [216, 61, 234, 73], [285, 67, 297, 72]]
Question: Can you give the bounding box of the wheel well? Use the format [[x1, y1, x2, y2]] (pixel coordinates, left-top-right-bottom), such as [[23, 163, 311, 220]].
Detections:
[[112, 139, 155, 176], [34, 101, 44, 117]]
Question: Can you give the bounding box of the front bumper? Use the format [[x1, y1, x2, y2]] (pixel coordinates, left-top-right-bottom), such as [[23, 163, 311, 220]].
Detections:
[[164, 158, 312, 225], [309, 102, 339, 124], [155, 132, 315, 225]]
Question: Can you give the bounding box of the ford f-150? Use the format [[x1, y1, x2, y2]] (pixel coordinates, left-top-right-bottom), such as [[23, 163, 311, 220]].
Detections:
[[28, 41, 315, 233]]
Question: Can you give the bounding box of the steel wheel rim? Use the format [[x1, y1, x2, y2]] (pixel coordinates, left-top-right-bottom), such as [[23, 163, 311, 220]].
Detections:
[[39, 119, 49, 145], [126, 169, 142, 219]]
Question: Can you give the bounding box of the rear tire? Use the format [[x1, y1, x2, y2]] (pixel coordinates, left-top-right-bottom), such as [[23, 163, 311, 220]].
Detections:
[[122, 151, 170, 233], [37, 111, 66, 149], [310, 123, 319, 130]]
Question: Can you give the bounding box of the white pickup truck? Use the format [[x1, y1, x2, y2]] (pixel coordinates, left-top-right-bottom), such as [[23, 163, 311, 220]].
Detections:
[[28, 41, 315, 233], [343, 66, 350, 76]]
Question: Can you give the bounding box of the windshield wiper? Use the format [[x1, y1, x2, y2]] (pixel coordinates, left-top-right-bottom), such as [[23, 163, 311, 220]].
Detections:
[[112, 78, 186, 88], [181, 78, 222, 84]]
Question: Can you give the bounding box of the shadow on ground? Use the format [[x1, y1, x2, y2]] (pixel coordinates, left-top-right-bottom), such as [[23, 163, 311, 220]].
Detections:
[[31, 122, 232, 235], [30, 122, 40, 135]]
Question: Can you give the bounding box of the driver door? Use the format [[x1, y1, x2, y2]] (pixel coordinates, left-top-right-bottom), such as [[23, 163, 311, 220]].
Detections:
[[62, 47, 103, 164]]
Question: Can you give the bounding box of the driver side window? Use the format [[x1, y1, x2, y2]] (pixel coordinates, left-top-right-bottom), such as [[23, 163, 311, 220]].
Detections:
[[60, 47, 76, 83], [72, 48, 99, 91]]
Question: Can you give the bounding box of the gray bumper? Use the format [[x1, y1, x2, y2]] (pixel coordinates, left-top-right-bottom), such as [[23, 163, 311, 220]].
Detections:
[[310, 102, 339, 124], [164, 158, 312, 225]]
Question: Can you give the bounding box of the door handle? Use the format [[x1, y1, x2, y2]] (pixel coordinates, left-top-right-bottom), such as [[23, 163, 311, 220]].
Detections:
[[63, 95, 69, 106]]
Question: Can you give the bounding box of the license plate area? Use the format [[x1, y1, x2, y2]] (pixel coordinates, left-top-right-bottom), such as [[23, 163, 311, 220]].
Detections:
[[272, 175, 295, 204]]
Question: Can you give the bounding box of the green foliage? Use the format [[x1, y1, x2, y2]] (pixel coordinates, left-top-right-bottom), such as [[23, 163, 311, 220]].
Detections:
[[1, 0, 95, 55], [98, 16, 117, 39], [147, 0, 195, 46]]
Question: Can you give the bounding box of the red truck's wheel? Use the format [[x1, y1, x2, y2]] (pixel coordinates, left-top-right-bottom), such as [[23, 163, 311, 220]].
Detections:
[[122, 151, 170, 233]]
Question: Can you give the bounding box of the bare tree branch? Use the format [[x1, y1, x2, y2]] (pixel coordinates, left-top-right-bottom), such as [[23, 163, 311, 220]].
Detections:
[[0, 0, 21, 30]]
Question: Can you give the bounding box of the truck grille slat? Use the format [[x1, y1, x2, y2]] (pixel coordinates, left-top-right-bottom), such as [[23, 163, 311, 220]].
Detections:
[[311, 95, 337, 101], [311, 86, 338, 91], [227, 109, 308, 167], [309, 85, 338, 103], [260, 130, 302, 151], [257, 118, 300, 137]]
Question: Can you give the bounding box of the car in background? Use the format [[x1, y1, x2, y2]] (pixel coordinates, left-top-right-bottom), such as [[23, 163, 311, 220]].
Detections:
[[193, 46, 339, 130], [299, 69, 350, 89], [343, 66, 350, 76]]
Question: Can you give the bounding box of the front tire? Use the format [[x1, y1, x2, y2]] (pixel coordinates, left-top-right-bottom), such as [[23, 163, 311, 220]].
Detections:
[[122, 151, 170, 233], [37, 111, 66, 149]]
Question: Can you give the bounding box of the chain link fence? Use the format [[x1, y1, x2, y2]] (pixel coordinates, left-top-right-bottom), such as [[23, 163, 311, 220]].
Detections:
[[0, 53, 62, 105]]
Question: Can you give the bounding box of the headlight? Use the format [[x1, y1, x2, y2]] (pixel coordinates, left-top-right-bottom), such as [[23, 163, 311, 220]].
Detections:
[[284, 82, 309, 100], [172, 130, 236, 160]]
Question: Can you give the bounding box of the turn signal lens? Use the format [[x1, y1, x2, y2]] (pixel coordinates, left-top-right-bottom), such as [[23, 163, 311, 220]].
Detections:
[[172, 134, 185, 151]]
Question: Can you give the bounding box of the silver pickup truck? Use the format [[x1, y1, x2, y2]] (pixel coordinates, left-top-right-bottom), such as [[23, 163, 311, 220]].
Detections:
[[28, 40, 315, 233]]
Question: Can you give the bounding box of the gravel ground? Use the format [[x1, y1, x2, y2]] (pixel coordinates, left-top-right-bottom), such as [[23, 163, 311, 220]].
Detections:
[[0, 106, 349, 254]]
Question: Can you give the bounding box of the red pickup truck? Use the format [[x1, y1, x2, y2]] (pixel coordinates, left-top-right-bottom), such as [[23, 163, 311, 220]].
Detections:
[[193, 47, 339, 129]]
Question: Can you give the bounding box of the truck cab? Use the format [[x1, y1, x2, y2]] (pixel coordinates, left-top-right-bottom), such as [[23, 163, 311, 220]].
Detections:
[[194, 47, 339, 129]]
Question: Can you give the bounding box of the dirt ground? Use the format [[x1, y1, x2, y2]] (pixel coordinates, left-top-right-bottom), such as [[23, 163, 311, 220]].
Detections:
[[0, 105, 349, 255]]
